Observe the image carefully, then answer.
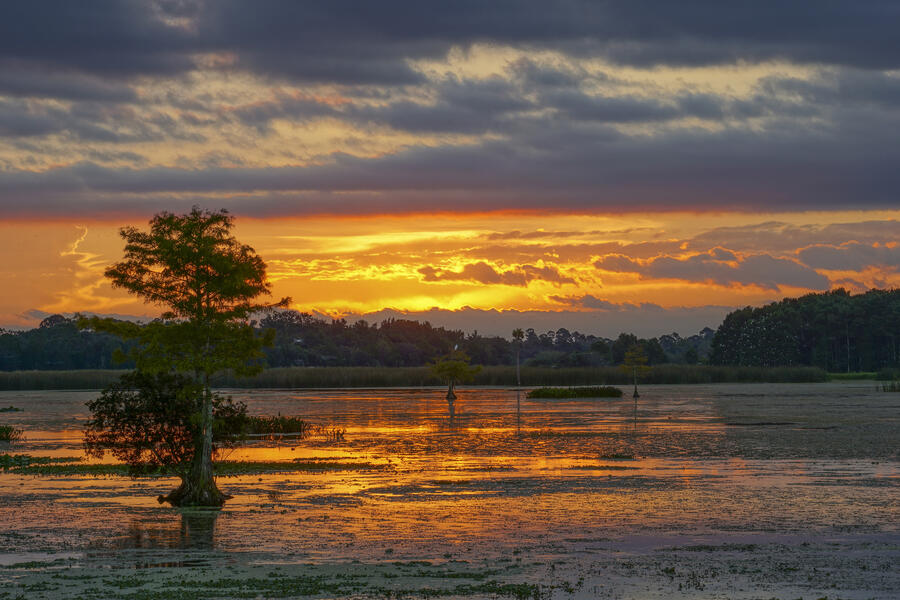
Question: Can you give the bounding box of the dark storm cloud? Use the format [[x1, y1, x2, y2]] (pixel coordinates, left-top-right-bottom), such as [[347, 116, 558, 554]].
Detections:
[[418, 262, 574, 287], [2, 2, 900, 217], [2, 105, 900, 215], [5, 1, 898, 86], [0, 70, 137, 102], [595, 251, 831, 291], [798, 243, 900, 271], [196, 0, 900, 83], [0, 1, 192, 78], [0, 98, 202, 143], [691, 221, 900, 253], [548, 294, 625, 310]]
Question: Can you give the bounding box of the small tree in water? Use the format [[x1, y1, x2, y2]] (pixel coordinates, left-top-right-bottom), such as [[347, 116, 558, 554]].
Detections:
[[430, 350, 481, 411], [622, 343, 649, 398], [85, 207, 287, 507]]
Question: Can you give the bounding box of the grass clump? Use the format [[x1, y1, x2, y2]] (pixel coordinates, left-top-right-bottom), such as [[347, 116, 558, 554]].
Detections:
[[0, 425, 23, 442], [245, 415, 311, 435], [0, 454, 80, 470], [4, 457, 380, 477], [527, 386, 622, 399]]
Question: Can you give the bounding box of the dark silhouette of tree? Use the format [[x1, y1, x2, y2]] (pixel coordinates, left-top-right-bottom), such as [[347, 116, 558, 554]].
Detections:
[[85, 207, 287, 507], [84, 371, 247, 485]]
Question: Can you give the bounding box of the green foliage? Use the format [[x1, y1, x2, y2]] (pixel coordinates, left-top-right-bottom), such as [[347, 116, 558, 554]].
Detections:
[[0, 314, 133, 370], [244, 415, 311, 435], [83, 207, 286, 506], [0, 369, 125, 390], [0, 454, 79, 470], [0, 425, 23, 442], [83, 371, 247, 477], [85, 207, 286, 377], [527, 386, 623, 399], [430, 350, 482, 384], [5, 309, 719, 372], [710, 288, 900, 371]]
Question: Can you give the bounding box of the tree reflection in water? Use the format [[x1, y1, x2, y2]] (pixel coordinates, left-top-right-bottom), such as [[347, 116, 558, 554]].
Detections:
[[118, 509, 218, 551], [179, 509, 218, 549]]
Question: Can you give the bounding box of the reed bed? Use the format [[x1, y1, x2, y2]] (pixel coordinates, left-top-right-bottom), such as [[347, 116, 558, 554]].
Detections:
[[0, 364, 828, 391], [0, 369, 125, 390], [0, 425, 23, 442], [527, 386, 623, 399], [244, 415, 312, 435]]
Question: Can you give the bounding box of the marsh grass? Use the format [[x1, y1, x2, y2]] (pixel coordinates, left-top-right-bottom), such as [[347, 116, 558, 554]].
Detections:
[[0, 425, 23, 442], [1, 454, 80, 469], [210, 365, 830, 387], [881, 380, 900, 392], [245, 415, 312, 436], [0, 364, 828, 390], [828, 371, 879, 381], [3, 457, 381, 477], [527, 386, 622, 399]]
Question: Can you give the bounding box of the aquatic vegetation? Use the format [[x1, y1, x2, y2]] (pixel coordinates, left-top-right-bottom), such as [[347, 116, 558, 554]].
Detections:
[[4, 457, 382, 477], [244, 415, 312, 436], [0, 424, 23, 442], [527, 386, 622, 399], [0, 405, 21, 412], [1, 453, 79, 469], [881, 380, 900, 392]]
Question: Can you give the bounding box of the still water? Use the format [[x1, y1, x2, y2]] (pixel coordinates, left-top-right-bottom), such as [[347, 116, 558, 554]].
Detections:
[[0, 383, 897, 598]]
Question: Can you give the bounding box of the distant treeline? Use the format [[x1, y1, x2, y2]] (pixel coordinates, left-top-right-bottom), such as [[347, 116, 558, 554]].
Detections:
[[0, 310, 714, 372], [5, 287, 898, 375], [710, 288, 900, 372]]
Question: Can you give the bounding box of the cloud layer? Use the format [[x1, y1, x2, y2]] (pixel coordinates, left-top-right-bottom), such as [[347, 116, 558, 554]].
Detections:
[[0, 2, 899, 217]]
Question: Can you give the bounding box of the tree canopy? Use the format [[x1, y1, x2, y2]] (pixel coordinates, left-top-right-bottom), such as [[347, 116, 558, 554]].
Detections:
[[85, 207, 285, 507], [709, 288, 900, 371], [84, 371, 247, 480]]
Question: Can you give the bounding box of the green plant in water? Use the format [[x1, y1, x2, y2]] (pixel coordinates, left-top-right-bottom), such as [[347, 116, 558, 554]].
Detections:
[[0, 425, 23, 442], [527, 386, 622, 399], [245, 415, 311, 436]]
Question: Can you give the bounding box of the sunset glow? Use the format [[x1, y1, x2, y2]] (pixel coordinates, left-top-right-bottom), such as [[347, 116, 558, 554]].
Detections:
[[1, 3, 898, 336]]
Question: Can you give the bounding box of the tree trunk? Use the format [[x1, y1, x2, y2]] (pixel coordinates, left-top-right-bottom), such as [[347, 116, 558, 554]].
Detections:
[[159, 384, 226, 507], [446, 378, 457, 401]]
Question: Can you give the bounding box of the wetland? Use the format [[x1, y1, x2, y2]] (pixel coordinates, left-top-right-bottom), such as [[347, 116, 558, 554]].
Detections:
[[0, 382, 897, 599]]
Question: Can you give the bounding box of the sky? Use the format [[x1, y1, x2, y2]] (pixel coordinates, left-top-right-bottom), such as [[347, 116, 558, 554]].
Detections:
[[1, 1, 899, 337]]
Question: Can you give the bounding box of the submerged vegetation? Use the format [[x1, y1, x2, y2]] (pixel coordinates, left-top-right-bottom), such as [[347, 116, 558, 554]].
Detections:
[[527, 386, 623, 399]]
